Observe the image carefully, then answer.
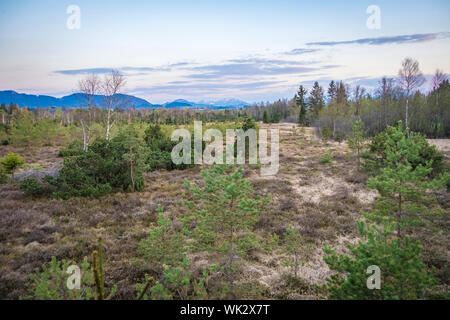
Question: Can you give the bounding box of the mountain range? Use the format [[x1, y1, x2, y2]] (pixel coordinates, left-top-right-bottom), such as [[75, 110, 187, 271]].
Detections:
[[0, 90, 250, 110]]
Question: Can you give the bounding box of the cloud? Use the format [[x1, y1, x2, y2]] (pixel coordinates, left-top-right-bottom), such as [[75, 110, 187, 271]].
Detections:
[[54, 63, 189, 76], [55, 68, 116, 75], [184, 58, 333, 79], [283, 48, 320, 55], [306, 32, 450, 46]]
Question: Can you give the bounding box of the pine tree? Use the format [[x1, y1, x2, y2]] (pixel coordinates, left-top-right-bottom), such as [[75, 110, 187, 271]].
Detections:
[[183, 165, 267, 292], [296, 85, 308, 125], [347, 119, 366, 171], [324, 221, 436, 300], [138, 205, 186, 272], [283, 227, 302, 278], [364, 122, 448, 238]]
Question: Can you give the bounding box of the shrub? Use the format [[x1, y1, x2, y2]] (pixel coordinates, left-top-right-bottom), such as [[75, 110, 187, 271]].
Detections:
[[324, 222, 437, 299], [241, 116, 257, 131], [138, 205, 186, 272], [58, 140, 84, 157], [52, 130, 146, 198], [283, 227, 302, 278], [321, 126, 332, 140], [319, 151, 333, 164], [144, 124, 194, 172], [22, 235, 121, 300], [183, 165, 267, 295], [347, 119, 366, 170], [363, 122, 444, 177], [20, 178, 45, 197], [22, 256, 96, 300], [0, 152, 24, 173], [0, 166, 7, 184]]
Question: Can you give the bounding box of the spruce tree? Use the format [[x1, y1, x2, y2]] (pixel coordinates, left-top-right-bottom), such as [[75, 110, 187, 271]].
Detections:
[[308, 81, 325, 119], [296, 85, 308, 125], [262, 110, 270, 124]]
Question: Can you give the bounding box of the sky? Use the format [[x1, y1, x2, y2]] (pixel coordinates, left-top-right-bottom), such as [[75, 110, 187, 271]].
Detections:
[[0, 0, 449, 104]]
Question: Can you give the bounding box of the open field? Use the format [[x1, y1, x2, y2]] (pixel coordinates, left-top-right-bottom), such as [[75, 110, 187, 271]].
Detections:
[[1, 123, 448, 299]]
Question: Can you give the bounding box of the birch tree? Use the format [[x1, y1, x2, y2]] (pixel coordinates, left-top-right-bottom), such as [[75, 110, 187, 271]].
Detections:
[[398, 58, 425, 130], [102, 70, 126, 140], [78, 74, 101, 151]]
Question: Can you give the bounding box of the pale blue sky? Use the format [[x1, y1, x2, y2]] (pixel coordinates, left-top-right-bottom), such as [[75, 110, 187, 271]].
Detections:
[[1, 0, 449, 103]]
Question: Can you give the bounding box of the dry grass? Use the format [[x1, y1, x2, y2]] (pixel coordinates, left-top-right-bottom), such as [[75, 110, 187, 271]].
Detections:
[[0, 123, 448, 299]]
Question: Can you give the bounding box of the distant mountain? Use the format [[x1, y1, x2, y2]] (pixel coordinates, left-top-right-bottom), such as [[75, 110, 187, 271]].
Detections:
[[0, 91, 155, 109], [163, 99, 193, 108], [0, 90, 249, 110], [198, 98, 250, 108]]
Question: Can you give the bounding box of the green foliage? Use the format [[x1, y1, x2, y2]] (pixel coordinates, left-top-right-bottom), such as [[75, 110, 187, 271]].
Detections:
[[22, 256, 95, 300], [183, 165, 267, 292], [53, 129, 146, 199], [320, 125, 332, 140], [262, 110, 270, 124], [92, 234, 117, 300], [319, 150, 333, 164], [363, 122, 444, 177], [20, 177, 45, 197], [324, 222, 437, 299], [241, 116, 257, 131], [144, 123, 192, 171], [137, 205, 209, 300], [0, 166, 7, 184], [184, 166, 265, 256], [347, 118, 366, 170], [283, 227, 302, 277], [0, 152, 24, 173], [363, 122, 447, 237], [58, 140, 84, 157], [138, 205, 186, 272], [296, 85, 308, 125]]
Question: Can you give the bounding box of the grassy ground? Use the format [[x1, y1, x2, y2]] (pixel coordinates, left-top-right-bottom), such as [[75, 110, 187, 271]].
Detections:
[[0, 123, 448, 299]]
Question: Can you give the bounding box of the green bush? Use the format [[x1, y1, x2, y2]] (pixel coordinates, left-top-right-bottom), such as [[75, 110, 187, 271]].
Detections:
[[58, 140, 84, 157], [363, 122, 444, 176], [321, 126, 332, 140], [324, 222, 437, 299], [144, 124, 193, 171], [0, 152, 24, 173], [20, 178, 45, 197], [241, 116, 257, 131], [50, 130, 146, 199], [0, 166, 7, 184], [22, 257, 95, 300], [19, 176, 58, 197], [319, 150, 333, 164]]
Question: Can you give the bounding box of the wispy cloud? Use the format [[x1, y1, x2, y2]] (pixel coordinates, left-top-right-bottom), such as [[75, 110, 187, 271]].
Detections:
[[306, 32, 450, 46], [184, 58, 333, 79], [54, 63, 189, 76], [283, 48, 320, 55]]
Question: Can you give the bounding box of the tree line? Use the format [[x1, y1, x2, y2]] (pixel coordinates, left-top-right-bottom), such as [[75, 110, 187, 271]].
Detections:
[[293, 58, 449, 139]]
